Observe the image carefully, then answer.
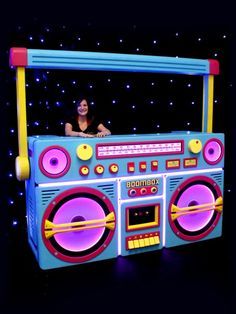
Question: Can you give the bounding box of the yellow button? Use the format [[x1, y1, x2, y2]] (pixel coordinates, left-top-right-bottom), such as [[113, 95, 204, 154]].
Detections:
[[133, 239, 140, 248], [188, 139, 202, 154], [128, 240, 134, 250], [149, 237, 155, 245], [76, 144, 93, 161], [154, 236, 160, 244], [144, 238, 150, 246], [139, 239, 145, 247]]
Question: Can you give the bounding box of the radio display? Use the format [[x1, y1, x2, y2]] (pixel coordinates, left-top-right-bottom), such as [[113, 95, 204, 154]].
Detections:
[[96, 140, 184, 159]]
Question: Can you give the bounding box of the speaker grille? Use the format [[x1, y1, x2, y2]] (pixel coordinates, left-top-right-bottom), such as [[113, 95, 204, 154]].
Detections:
[[169, 177, 184, 192], [97, 184, 115, 198], [41, 189, 60, 206]]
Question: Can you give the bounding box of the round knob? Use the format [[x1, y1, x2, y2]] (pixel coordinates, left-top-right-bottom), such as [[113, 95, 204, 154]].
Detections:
[[79, 165, 89, 176], [109, 163, 119, 174], [76, 144, 93, 161], [150, 186, 158, 194], [140, 188, 147, 195], [188, 139, 202, 154], [128, 189, 137, 197], [94, 164, 104, 175]]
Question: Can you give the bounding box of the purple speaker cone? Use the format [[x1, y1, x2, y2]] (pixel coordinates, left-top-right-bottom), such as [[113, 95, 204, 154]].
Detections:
[[53, 197, 106, 252], [204, 141, 221, 163], [177, 184, 215, 232], [42, 148, 68, 175]]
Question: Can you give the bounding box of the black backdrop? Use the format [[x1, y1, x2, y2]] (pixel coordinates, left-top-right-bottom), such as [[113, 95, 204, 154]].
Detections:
[[0, 1, 236, 313]]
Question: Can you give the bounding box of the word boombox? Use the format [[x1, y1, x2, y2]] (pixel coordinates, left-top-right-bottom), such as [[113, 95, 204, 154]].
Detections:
[[26, 131, 224, 269]]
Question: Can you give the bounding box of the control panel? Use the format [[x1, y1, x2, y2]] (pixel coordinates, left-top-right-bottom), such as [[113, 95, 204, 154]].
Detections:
[[28, 132, 224, 184]]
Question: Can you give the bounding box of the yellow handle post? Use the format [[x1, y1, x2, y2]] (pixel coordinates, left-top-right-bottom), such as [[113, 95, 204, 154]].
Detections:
[[15, 67, 30, 180]]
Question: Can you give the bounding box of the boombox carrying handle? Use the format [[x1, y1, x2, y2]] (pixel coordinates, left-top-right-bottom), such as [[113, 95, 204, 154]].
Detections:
[[9, 47, 219, 181]]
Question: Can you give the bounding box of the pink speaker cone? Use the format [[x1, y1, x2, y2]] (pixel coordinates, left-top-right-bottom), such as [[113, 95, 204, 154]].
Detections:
[[53, 197, 106, 252], [176, 184, 215, 232]]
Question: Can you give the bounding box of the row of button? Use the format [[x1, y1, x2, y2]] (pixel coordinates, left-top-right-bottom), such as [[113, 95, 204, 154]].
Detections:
[[127, 161, 158, 173], [126, 233, 160, 250]]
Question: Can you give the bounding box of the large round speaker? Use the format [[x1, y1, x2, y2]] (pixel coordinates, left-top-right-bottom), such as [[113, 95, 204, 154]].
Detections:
[[42, 187, 116, 263], [168, 176, 222, 241], [203, 139, 224, 165], [39, 146, 71, 178]]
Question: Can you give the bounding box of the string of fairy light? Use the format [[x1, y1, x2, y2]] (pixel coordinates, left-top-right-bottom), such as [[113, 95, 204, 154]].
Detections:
[[4, 23, 232, 228]]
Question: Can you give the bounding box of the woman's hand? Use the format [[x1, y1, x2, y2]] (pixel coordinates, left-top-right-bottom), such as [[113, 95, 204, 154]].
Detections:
[[96, 131, 108, 137], [78, 132, 94, 138]]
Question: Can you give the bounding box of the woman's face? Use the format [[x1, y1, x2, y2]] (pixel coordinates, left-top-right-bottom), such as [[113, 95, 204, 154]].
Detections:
[[77, 99, 89, 116]]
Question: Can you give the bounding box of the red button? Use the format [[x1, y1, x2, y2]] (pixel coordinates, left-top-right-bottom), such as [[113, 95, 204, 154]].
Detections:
[[139, 162, 147, 172], [127, 162, 135, 173]]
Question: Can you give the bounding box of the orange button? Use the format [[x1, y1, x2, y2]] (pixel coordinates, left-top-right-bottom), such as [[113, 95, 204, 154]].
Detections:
[[79, 165, 89, 176], [109, 163, 119, 174], [94, 164, 104, 175]]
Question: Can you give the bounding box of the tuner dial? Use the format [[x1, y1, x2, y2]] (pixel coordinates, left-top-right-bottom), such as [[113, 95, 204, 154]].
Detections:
[[76, 144, 93, 161], [188, 139, 202, 154]]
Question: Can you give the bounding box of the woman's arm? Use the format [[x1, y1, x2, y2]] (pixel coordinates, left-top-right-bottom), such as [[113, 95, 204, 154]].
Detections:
[[97, 123, 111, 137], [65, 123, 94, 138]]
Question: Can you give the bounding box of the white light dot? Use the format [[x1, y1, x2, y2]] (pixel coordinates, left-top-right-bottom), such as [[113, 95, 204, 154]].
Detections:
[[223, 35, 227, 39], [97, 42, 100, 46], [198, 37, 202, 41], [214, 53, 218, 57], [136, 48, 139, 51], [133, 127, 136, 131], [169, 102, 173, 106], [151, 82, 155, 86], [176, 32, 179, 37], [153, 40, 157, 44], [40, 38, 44, 43], [119, 39, 123, 43], [126, 84, 130, 89], [187, 122, 191, 126], [29, 36, 33, 41], [61, 89, 65, 93], [112, 100, 116, 104], [12, 220, 18, 226], [10, 129, 15, 133], [36, 78, 40, 82], [187, 83, 191, 87]]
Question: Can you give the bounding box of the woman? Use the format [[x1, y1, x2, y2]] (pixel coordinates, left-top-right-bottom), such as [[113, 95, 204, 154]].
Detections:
[[65, 98, 111, 138]]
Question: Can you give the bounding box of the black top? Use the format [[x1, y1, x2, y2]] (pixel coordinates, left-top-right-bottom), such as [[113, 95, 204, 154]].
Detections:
[[67, 116, 102, 135]]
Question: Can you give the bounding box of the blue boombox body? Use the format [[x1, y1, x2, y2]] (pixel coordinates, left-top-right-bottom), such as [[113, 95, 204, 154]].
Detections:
[[26, 132, 224, 269]]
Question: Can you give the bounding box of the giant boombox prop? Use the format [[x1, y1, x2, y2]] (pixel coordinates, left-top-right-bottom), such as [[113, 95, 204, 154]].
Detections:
[[10, 48, 224, 269]]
